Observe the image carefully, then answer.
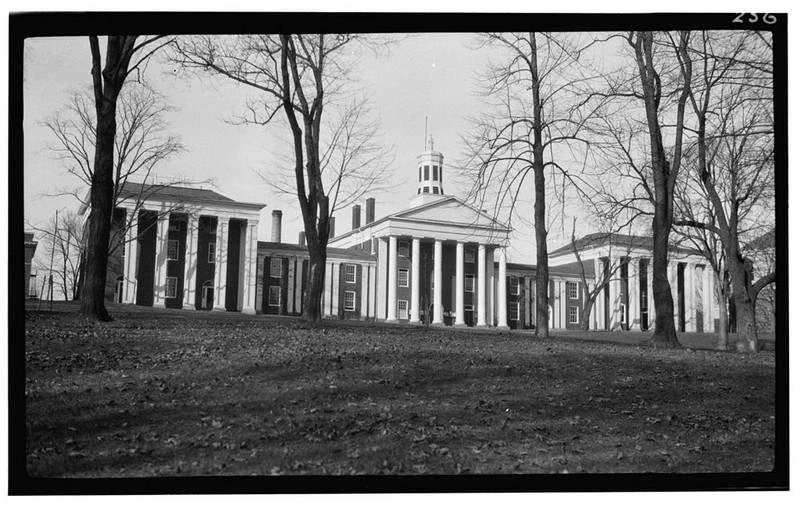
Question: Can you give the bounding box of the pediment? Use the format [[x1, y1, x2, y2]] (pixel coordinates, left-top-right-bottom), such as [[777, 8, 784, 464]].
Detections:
[[392, 197, 507, 231]]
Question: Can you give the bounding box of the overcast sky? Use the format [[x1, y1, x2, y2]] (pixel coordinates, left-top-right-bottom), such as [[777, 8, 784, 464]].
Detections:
[[25, 33, 577, 262]]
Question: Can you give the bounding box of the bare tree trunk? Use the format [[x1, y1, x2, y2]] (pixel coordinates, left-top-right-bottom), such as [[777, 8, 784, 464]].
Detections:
[[651, 209, 679, 347], [302, 245, 327, 322], [714, 279, 729, 350], [580, 298, 595, 331], [80, 89, 117, 321]]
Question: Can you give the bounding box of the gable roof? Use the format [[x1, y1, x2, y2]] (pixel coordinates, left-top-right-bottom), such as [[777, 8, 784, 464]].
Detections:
[[549, 232, 700, 258], [258, 241, 374, 261], [117, 182, 235, 204]]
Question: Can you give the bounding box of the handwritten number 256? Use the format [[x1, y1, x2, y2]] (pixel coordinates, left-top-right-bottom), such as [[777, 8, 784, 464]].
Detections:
[[734, 13, 777, 24]]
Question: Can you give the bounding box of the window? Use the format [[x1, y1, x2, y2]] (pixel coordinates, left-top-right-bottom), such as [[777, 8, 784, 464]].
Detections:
[[345, 264, 356, 283], [509, 302, 519, 321], [569, 281, 578, 299], [270, 258, 283, 278], [165, 276, 178, 299], [344, 291, 356, 311], [268, 286, 281, 306], [464, 305, 474, 312], [433, 166, 438, 181], [432, 187, 439, 194], [167, 239, 179, 261], [168, 221, 180, 232], [398, 240, 410, 257], [465, 247, 475, 263], [398, 299, 409, 319], [510, 276, 520, 295], [569, 306, 579, 324], [207, 242, 216, 263], [465, 274, 475, 293], [424, 165, 430, 180], [423, 187, 430, 194], [398, 268, 409, 287]]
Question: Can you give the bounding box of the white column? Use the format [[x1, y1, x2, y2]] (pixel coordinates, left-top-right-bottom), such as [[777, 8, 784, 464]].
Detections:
[[376, 238, 388, 320], [629, 258, 640, 330], [589, 281, 597, 329], [497, 247, 508, 329], [386, 236, 398, 322], [668, 261, 679, 329], [559, 279, 567, 329], [609, 257, 620, 329], [123, 209, 138, 304], [241, 222, 258, 314], [153, 214, 170, 308], [213, 218, 229, 311], [182, 214, 199, 310], [686, 263, 696, 332], [432, 239, 443, 325], [455, 242, 465, 326], [477, 244, 487, 326], [410, 238, 421, 324], [360, 263, 369, 318], [486, 247, 495, 326], [594, 258, 604, 330], [704, 264, 715, 332]]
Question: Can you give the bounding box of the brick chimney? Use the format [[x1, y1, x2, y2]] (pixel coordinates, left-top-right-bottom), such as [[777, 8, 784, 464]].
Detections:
[[271, 210, 282, 243], [366, 197, 375, 224], [352, 204, 361, 230]]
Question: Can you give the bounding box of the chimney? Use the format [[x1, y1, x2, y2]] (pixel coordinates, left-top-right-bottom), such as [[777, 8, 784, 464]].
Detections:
[[298, 231, 306, 246], [352, 204, 361, 230], [271, 210, 282, 243], [329, 216, 336, 238], [366, 198, 375, 224]]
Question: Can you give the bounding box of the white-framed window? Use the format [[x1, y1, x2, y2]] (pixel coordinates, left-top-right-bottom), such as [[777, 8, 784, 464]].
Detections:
[[207, 242, 216, 263], [345, 264, 356, 283], [344, 291, 356, 311], [464, 304, 474, 312], [465, 273, 475, 293], [165, 276, 178, 299], [465, 247, 475, 263], [510, 276, 520, 295], [509, 302, 519, 321], [167, 239, 179, 261], [569, 306, 579, 324], [270, 258, 283, 278], [569, 281, 579, 299], [168, 220, 180, 232], [397, 299, 409, 319], [398, 241, 410, 257], [268, 286, 281, 307], [398, 268, 409, 287]]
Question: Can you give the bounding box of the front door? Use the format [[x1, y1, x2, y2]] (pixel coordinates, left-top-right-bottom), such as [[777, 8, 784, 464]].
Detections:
[[202, 284, 214, 310]]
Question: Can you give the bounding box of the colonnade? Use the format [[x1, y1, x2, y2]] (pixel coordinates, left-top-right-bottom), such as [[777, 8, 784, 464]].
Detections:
[[120, 208, 258, 313]]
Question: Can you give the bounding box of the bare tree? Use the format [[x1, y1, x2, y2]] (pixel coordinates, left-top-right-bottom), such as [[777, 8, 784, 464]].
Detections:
[[462, 32, 600, 338], [169, 34, 393, 322], [672, 30, 775, 352], [43, 83, 185, 273], [262, 94, 394, 216], [30, 211, 84, 301], [81, 35, 171, 321]]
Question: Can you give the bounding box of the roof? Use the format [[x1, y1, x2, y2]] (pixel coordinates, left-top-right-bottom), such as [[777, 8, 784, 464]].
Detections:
[[118, 182, 235, 204], [549, 232, 700, 257], [258, 241, 375, 261]]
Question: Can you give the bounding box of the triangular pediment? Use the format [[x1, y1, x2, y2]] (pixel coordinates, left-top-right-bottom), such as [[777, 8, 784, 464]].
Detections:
[[392, 197, 508, 231]]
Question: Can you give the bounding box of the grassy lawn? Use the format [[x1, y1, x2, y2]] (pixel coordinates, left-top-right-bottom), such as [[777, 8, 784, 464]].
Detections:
[[24, 303, 776, 477]]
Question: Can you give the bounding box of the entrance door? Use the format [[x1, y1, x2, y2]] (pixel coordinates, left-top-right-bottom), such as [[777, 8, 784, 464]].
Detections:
[[202, 281, 214, 310], [115, 276, 124, 303]]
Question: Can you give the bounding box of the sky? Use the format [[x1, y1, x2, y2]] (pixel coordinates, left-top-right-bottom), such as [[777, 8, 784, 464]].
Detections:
[[23, 33, 566, 263]]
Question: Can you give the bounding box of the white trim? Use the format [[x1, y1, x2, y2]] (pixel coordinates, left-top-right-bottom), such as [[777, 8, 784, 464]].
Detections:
[[165, 276, 178, 299], [268, 285, 281, 307], [397, 299, 409, 319], [345, 263, 357, 283], [344, 290, 356, 311], [167, 239, 179, 261]]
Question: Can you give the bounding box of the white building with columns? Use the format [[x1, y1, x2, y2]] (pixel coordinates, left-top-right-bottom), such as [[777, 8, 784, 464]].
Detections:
[[100, 183, 265, 313], [548, 233, 721, 332]]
